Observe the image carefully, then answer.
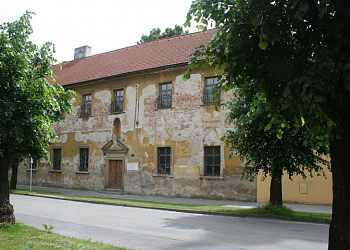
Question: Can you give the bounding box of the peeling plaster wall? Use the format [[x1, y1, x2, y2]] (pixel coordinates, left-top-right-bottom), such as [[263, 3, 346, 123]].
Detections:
[[17, 67, 256, 201]]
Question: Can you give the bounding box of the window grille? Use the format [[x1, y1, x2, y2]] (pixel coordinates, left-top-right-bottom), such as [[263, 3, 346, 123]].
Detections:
[[158, 147, 171, 175], [53, 149, 61, 171], [79, 148, 89, 172], [204, 146, 221, 176]]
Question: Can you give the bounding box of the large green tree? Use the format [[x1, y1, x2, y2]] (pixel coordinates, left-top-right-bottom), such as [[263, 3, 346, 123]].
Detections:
[[185, 0, 350, 248], [225, 83, 329, 205], [0, 12, 75, 225], [137, 24, 189, 44]]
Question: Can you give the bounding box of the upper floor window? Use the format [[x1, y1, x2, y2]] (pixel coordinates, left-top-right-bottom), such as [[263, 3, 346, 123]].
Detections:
[[204, 146, 220, 176], [53, 148, 61, 171], [82, 94, 92, 116], [112, 89, 124, 113], [158, 83, 172, 109], [79, 148, 89, 172], [203, 77, 220, 104], [158, 147, 171, 175]]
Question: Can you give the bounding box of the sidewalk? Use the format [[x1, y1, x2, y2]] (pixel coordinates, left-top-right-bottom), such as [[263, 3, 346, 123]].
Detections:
[[15, 185, 332, 214]]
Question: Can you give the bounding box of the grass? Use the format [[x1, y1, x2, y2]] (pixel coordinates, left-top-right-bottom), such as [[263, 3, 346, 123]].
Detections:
[[10, 189, 331, 224], [11, 189, 61, 195], [0, 222, 129, 250]]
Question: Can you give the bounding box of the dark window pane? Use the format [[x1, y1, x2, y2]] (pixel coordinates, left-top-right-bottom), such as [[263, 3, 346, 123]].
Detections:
[[80, 148, 89, 172], [53, 149, 61, 170], [158, 147, 171, 175], [204, 146, 220, 176]]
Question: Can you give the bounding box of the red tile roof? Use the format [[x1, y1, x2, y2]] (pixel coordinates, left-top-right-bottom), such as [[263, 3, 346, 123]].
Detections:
[[52, 29, 217, 86]]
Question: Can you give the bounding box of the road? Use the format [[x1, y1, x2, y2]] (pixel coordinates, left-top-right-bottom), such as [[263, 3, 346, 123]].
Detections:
[[11, 194, 329, 250]]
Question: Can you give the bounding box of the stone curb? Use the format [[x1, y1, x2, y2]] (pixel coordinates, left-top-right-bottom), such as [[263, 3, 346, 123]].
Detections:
[[12, 192, 330, 225]]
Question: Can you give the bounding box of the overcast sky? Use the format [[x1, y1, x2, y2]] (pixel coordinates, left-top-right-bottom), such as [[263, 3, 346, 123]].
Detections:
[[0, 0, 199, 63]]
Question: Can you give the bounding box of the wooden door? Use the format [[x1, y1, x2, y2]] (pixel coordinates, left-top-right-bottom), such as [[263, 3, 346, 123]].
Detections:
[[109, 160, 123, 189]]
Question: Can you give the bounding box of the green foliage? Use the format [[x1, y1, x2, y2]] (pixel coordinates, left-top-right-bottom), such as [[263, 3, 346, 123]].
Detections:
[[185, 0, 350, 142], [42, 224, 53, 233], [224, 84, 330, 182], [253, 203, 293, 216], [0, 11, 76, 161], [137, 24, 189, 44]]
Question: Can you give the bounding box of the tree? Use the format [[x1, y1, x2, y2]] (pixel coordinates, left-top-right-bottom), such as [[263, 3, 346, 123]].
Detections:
[[185, 0, 350, 248], [0, 12, 75, 226], [225, 83, 329, 205], [137, 24, 189, 44]]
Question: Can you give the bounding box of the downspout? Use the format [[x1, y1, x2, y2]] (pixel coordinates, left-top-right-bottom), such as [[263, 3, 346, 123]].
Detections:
[[131, 84, 139, 156]]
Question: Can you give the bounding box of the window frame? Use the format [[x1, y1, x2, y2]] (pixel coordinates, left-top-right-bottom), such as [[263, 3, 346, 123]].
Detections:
[[204, 146, 221, 177], [204, 77, 220, 105], [82, 94, 92, 116], [158, 83, 172, 109], [157, 147, 171, 175], [79, 148, 89, 172], [30, 158, 37, 170], [112, 89, 124, 113], [52, 148, 62, 171]]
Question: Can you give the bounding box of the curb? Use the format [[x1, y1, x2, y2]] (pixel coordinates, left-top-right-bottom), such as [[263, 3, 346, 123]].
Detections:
[[11, 192, 330, 225]]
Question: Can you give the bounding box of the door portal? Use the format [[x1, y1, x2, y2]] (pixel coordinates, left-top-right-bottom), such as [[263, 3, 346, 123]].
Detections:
[[109, 160, 123, 189]]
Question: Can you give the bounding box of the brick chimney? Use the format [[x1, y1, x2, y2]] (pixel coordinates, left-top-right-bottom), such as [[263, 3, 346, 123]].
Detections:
[[74, 45, 91, 60]]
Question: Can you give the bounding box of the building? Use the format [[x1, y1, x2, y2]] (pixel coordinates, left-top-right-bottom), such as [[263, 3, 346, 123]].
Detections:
[[17, 29, 257, 201], [16, 29, 332, 205]]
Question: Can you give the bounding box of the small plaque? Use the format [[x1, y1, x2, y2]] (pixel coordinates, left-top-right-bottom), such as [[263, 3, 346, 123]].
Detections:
[[127, 162, 138, 171]]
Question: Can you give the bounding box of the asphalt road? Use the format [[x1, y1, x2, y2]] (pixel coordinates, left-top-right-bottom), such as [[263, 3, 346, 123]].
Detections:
[[11, 194, 329, 250]]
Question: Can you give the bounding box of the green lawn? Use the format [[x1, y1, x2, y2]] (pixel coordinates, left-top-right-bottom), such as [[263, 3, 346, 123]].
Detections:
[[0, 222, 129, 250]]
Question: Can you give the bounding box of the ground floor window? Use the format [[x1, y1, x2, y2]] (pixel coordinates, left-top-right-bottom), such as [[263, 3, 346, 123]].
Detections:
[[53, 148, 61, 170], [158, 147, 171, 175], [204, 146, 220, 176], [30, 158, 37, 170], [79, 148, 89, 172]]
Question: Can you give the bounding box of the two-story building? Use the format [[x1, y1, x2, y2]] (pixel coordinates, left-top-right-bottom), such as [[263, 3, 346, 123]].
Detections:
[[17, 29, 257, 201]]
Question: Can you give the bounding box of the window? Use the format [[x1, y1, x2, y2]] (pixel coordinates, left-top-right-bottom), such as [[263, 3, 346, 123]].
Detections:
[[79, 148, 89, 172], [30, 158, 37, 170], [204, 146, 221, 176], [158, 83, 172, 108], [82, 94, 92, 116], [112, 89, 124, 113], [157, 147, 171, 175], [204, 77, 220, 104], [53, 149, 61, 171]]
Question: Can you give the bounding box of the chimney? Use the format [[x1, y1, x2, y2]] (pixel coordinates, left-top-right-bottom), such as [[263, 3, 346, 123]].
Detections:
[[74, 45, 91, 60]]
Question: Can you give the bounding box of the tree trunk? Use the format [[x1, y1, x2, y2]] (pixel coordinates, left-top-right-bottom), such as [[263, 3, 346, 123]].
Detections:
[[270, 170, 283, 206], [9, 165, 18, 190], [329, 106, 350, 249], [0, 153, 15, 226]]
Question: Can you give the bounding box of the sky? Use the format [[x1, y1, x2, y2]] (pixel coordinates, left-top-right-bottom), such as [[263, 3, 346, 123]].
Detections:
[[0, 0, 199, 63]]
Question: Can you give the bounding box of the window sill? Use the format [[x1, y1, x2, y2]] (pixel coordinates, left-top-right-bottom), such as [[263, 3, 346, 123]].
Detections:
[[26, 169, 38, 172], [199, 176, 224, 180], [50, 170, 62, 173], [79, 115, 91, 118], [152, 174, 173, 178], [109, 111, 125, 115], [200, 102, 222, 107], [75, 171, 90, 174], [156, 107, 173, 110]]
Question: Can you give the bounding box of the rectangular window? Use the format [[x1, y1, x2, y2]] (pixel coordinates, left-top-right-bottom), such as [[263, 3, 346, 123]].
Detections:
[[204, 146, 221, 176], [158, 83, 172, 108], [79, 148, 89, 172], [30, 158, 37, 170], [112, 89, 124, 113], [82, 94, 92, 116], [157, 147, 171, 175], [204, 77, 220, 104], [53, 149, 61, 171]]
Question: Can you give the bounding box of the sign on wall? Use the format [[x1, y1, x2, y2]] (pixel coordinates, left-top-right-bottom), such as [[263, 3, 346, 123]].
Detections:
[[127, 162, 138, 171]]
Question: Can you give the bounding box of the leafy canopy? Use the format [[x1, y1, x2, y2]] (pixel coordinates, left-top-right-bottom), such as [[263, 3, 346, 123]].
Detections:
[[184, 0, 350, 140], [225, 83, 329, 182], [137, 24, 189, 44], [0, 11, 75, 161]]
